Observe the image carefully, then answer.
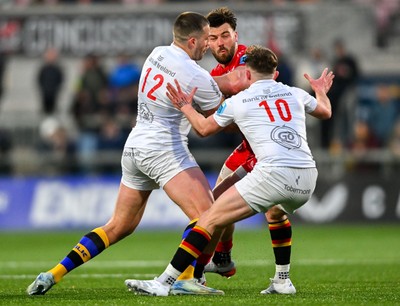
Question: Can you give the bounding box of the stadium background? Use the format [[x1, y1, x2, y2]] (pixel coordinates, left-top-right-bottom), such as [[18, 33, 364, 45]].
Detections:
[[0, 0, 400, 230]]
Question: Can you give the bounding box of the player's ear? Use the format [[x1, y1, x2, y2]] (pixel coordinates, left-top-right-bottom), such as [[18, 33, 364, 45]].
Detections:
[[273, 70, 279, 80], [188, 37, 196, 49], [246, 69, 251, 80]]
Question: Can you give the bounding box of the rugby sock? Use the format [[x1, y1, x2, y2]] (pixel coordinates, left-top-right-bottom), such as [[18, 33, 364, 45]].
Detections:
[[215, 240, 233, 253], [177, 219, 197, 280], [275, 264, 290, 280], [268, 218, 292, 265], [194, 252, 213, 279], [212, 239, 233, 264], [48, 227, 110, 283], [268, 218, 292, 279], [158, 225, 211, 285]]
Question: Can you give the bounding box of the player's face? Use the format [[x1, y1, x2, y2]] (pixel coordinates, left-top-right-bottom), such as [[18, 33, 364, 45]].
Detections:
[[192, 25, 210, 61], [209, 23, 238, 65]]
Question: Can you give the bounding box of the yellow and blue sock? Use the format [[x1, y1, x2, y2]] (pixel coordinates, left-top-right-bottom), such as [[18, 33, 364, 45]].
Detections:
[[48, 227, 110, 283]]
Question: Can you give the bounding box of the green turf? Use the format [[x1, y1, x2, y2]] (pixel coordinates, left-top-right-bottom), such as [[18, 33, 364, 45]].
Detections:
[[1, 224, 399, 305]]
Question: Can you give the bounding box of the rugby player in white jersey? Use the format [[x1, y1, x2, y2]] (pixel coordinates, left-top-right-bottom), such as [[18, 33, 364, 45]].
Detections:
[[125, 45, 334, 296], [202, 9, 302, 292], [27, 12, 228, 297]]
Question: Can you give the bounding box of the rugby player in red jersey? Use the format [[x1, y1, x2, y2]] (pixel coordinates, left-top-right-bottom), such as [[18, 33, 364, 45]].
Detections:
[[172, 7, 295, 295]]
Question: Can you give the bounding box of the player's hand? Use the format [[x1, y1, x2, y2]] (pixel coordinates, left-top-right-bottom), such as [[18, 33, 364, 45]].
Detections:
[[166, 79, 197, 110], [228, 67, 250, 94], [304, 68, 334, 95], [227, 67, 250, 95]]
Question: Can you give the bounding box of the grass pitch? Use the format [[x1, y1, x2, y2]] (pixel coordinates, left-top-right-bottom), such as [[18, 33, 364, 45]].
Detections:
[[0, 224, 399, 305]]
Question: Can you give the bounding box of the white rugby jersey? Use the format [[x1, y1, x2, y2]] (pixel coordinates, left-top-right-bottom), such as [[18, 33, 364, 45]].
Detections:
[[125, 44, 222, 150], [213, 79, 318, 168]]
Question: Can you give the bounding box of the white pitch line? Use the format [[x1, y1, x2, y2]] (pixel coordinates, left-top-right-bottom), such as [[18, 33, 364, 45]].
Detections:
[[0, 260, 168, 269], [0, 273, 156, 280], [1, 258, 398, 270]]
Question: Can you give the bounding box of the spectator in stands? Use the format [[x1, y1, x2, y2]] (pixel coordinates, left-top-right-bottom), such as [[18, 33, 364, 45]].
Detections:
[[322, 38, 360, 150], [108, 54, 141, 132], [275, 51, 295, 87], [97, 117, 126, 173], [74, 54, 109, 114], [389, 119, 400, 158], [37, 47, 64, 116], [109, 54, 140, 91], [346, 120, 381, 172], [294, 47, 330, 148], [37, 117, 77, 175], [348, 120, 381, 154], [0, 52, 12, 174], [0, 51, 7, 109], [71, 54, 109, 173], [363, 83, 400, 147], [97, 118, 126, 151], [121, 0, 165, 4], [374, 0, 399, 48], [0, 128, 13, 174], [296, 47, 329, 93]]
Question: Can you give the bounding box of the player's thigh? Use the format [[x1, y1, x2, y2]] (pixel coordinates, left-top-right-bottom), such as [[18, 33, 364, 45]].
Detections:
[[123, 146, 212, 219], [213, 170, 242, 200], [121, 147, 159, 190], [265, 205, 287, 222], [164, 167, 214, 219], [108, 148, 157, 234], [198, 185, 255, 232], [105, 183, 151, 243], [236, 166, 317, 214], [112, 183, 151, 220]]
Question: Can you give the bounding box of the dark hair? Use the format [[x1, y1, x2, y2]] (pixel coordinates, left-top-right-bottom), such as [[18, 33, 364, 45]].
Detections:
[[244, 45, 278, 75], [173, 12, 209, 43], [206, 7, 237, 30]]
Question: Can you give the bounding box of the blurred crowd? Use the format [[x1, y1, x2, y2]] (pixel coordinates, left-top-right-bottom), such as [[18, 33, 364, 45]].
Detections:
[[9, 0, 321, 5], [0, 0, 400, 176], [39, 51, 141, 175]]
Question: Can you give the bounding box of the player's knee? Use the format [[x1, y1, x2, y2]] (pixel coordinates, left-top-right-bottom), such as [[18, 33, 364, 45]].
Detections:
[[266, 206, 287, 222], [104, 220, 137, 244]]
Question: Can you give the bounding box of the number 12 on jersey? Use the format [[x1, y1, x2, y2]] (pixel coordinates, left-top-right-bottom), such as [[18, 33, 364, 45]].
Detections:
[[141, 67, 164, 101]]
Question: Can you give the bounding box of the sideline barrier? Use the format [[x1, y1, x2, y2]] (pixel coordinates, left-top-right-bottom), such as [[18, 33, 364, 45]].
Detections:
[[295, 172, 400, 223], [1, 171, 399, 230], [0, 173, 264, 230]]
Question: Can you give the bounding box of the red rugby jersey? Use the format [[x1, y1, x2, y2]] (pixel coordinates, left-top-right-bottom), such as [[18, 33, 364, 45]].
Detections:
[[210, 44, 247, 77]]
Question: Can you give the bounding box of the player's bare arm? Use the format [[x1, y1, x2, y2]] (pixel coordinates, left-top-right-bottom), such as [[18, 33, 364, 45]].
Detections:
[[213, 66, 250, 96], [167, 79, 223, 137], [305, 68, 335, 120]]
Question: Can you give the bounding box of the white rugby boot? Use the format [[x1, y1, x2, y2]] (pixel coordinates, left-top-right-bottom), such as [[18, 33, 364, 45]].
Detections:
[[170, 278, 224, 295], [27, 272, 55, 295], [260, 278, 296, 294], [125, 278, 170, 296]]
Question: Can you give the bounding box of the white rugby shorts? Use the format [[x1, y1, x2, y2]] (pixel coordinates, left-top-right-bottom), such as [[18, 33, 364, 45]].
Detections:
[[235, 165, 318, 214], [121, 146, 199, 190]]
